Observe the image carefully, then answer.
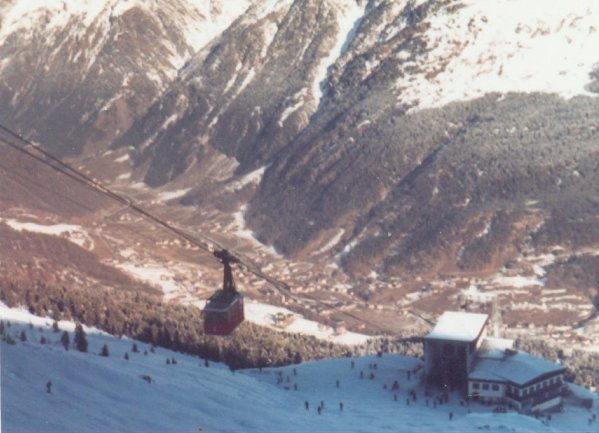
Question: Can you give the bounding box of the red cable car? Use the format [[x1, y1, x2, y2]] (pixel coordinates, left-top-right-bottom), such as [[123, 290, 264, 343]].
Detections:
[[203, 249, 245, 336]]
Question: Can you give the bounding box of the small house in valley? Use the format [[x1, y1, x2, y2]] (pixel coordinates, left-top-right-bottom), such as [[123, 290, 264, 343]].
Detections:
[[424, 311, 565, 414]]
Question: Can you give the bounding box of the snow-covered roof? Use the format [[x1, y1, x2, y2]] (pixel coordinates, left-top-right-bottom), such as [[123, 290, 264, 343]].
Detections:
[[480, 337, 515, 352], [469, 348, 564, 386], [425, 311, 488, 342]]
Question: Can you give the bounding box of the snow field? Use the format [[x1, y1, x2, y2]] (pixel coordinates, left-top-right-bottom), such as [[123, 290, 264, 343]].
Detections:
[[398, 0, 599, 111], [2, 303, 598, 433], [0, 218, 94, 250]]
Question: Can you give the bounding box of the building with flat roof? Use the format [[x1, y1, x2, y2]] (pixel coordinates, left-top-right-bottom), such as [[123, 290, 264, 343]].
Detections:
[[424, 311, 488, 390], [424, 312, 565, 413]]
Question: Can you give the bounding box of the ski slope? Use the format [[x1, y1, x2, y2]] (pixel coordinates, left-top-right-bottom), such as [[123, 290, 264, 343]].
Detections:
[[1, 303, 598, 433]]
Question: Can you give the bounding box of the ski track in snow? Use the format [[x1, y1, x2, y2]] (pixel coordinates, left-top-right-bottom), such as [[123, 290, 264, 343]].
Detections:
[[2, 303, 598, 433]]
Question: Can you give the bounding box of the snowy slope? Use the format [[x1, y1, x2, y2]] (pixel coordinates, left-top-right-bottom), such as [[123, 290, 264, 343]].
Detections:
[[0, 0, 252, 63], [396, 0, 599, 111], [2, 303, 598, 433]]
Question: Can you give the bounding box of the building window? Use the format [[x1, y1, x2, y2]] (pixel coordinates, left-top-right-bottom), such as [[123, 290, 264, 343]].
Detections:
[[492, 384, 499, 391], [473, 383, 480, 390], [482, 383, 490, 390]]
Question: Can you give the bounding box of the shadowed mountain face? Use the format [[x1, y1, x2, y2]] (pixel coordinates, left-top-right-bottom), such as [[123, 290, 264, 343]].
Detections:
[[0, 0, 251, 156], [250, 94, 599, 274], [2, 0, 599, 308]]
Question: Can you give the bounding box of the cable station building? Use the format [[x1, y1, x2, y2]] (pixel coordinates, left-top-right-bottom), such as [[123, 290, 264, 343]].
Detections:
[[424, 311, 565, 414]]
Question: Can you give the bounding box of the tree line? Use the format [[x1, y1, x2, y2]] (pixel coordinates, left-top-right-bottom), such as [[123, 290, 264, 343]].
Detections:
[[0, 278, 357, 369]]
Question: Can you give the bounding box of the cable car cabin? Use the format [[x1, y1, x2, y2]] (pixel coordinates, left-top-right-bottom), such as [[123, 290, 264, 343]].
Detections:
[[203, 290, 244, 336], [203, 249, 244, 336]]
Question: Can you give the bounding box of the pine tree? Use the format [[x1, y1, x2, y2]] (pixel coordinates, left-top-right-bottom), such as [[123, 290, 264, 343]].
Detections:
[[132, 343, 139, 353], [52, 321, 60, 333], [40, 336, 47, 344], [61, 331, 70, 350], [0, 321, 4, 335], [20, 330, 27, 342], [74, 323, 88, 353], [100, 344, 109, 357], [124, 352, 129, 360]]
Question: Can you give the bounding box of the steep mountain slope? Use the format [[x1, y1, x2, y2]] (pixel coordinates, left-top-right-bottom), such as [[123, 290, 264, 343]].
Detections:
[[115, 0, 367, 186], [1, 0, 599, 332], [0, 0, 252, 156], [114, 0, 599, 287]]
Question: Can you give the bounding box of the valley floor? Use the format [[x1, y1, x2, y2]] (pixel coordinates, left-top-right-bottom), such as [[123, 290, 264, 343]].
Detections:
[[1, 303, 598, 433]]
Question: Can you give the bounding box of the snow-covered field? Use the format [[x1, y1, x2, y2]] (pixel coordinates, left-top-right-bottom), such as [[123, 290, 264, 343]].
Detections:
[[0, 218, 94, 250], [244, 300, 370, 345], [2, 303, 598, 433]]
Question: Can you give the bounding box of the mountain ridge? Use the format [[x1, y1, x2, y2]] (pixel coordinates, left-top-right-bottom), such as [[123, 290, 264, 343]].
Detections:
[[1, 0, 598, 337]]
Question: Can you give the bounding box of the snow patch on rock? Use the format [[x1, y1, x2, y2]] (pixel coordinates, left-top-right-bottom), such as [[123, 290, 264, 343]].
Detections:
[[311, 0, 365, 107]]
